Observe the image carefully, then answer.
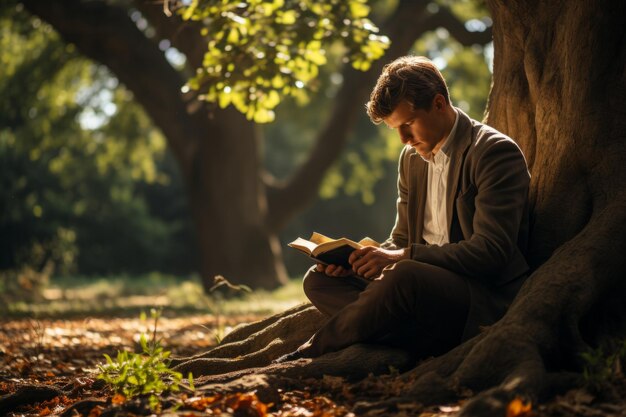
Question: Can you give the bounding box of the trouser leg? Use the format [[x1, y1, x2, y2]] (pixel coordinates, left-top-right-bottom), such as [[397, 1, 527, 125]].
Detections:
[[303, 259, 470, 358], [302, 266, 370, 317]]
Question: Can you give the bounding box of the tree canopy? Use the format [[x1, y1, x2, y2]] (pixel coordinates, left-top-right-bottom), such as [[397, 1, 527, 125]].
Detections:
[[180, 0, 390, 123]]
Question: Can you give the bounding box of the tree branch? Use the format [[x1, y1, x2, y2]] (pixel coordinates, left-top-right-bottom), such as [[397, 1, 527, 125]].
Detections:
[[265, 1, 492, 231], [21, 0, 201, 168], [133, 0, 207, 69]]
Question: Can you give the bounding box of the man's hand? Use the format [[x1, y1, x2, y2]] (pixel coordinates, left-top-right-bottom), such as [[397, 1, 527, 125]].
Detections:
[[349, 247, 409, 279], [316, 263, 353, 277]]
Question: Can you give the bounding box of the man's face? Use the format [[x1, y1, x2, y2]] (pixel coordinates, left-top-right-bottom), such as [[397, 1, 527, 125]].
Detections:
[[383, 98, 447, 158]]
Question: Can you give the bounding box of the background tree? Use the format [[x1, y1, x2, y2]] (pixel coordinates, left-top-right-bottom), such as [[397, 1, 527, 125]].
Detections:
[[0, 8, 196, 285], [17, 0, 492, 290]]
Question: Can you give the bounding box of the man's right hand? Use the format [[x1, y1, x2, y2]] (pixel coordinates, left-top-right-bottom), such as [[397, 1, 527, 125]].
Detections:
[[316, 263, 353, 277]]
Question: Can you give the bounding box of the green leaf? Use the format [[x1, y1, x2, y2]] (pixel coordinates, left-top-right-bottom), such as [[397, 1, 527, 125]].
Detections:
[[188, 372, 195, 391], [178, 0, 386, 123], [277, 10, 297, 25], [140, 334, 148, 352], [349, 1, 370, 18], [181, 0, 199, 21]]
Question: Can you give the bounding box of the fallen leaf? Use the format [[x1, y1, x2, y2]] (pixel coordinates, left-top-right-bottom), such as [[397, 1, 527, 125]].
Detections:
[[506, 397, 532, 417], [111, 393, 126, 405]]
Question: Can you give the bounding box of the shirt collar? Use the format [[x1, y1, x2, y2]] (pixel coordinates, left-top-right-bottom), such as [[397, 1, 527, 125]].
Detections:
[[440, 107, 459, 157]]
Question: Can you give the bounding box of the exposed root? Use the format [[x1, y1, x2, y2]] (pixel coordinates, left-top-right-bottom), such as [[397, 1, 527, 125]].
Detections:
[[60, 398, 108, 417], [189, 343, 415, 386], [0, 384, 64, 415], [171, 304, 323, 369], [220, 303, 315, 345]]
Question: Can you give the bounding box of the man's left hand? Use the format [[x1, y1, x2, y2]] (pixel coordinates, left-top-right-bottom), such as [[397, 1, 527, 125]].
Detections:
[[349, 247, 409, 279]]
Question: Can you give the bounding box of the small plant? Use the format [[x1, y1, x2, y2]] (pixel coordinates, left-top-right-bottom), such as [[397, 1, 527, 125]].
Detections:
[[97, 308, 190, 410], [581, 337, 626, 390], [209, 275, 252, 344]]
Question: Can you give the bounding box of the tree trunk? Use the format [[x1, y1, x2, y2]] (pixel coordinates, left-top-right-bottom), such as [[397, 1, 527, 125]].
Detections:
[[186, 108, 289, 289]]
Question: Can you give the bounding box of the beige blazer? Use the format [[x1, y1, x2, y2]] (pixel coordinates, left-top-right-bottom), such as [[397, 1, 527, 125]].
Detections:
[[382, 108, 531, 339]]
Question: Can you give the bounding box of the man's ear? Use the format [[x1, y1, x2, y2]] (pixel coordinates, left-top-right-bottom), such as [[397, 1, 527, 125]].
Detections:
[[433, 94, 445, 110]]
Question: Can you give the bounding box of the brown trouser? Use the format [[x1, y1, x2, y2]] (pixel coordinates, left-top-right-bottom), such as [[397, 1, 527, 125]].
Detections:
[[302, 259, 471, 359]]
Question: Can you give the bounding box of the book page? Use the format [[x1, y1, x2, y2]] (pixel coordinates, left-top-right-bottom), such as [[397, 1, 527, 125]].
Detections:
[[358, 237, 380, 247], [309, 232, 335, 245], [287, 237, 318, 255], [289, 232, 381, 259], [312, 237, 361, 256]]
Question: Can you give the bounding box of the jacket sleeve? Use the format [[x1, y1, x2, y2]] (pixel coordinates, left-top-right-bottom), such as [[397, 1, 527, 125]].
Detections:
[[409, 135, 530, 280], [380, 146, 410, 250]]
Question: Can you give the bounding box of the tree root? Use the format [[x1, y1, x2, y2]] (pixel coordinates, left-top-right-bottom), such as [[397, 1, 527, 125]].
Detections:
[[60, 398, 108, 417], [172, 304, 325, 375], [189, 343, 415, 387], [0, 384, 64, 415]]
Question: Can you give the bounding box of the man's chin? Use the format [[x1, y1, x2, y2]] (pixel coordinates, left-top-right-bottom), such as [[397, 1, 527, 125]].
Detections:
[[412, 145, 429, 158]]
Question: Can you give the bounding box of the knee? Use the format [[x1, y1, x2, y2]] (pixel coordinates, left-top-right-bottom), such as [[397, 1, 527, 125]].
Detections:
[[380, 260, 422, 287], [302, 267, 328, 299], [375, 260, 437, 297]]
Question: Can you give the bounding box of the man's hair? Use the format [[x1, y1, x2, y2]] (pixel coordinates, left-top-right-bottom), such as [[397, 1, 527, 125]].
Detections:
[[366, 56, 451, 124]]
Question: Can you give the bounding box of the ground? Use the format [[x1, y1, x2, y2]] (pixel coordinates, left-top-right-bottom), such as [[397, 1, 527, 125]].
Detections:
[[1, 275, 625, 416]]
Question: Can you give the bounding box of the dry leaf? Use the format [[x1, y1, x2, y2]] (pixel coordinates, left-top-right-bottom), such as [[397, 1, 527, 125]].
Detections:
[[111, 393, 126, 405], [506, 397, 532, 417], [38, 406, 51, 416]]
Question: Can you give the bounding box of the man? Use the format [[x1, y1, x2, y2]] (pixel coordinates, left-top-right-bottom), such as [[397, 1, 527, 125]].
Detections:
[[279, 55, 530, 361]]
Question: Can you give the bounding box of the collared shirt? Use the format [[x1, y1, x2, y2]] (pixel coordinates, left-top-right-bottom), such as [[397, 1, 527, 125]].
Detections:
[[422, 109, 459, 246]]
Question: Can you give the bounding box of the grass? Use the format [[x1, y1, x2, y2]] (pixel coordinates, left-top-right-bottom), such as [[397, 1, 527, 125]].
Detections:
[[2, 272, 308, 319]]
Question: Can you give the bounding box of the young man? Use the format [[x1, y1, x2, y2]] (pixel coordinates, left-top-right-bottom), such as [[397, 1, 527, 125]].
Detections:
[[279, 56, 530, 361]]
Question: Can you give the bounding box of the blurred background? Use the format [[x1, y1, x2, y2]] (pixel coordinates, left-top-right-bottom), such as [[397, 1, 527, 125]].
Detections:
[[0, 0, 493, 314]]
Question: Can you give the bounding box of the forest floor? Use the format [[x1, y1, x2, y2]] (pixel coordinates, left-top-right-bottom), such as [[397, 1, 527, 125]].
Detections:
[[1, 275, 625, 416]]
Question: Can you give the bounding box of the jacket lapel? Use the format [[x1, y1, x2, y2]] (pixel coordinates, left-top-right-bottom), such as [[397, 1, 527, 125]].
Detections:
[[446, 109, 473, 235], [409, 152, 428, 244]]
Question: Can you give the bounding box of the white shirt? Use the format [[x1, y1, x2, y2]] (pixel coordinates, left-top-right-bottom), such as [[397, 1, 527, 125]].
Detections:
[[422, 109, 459, 246]]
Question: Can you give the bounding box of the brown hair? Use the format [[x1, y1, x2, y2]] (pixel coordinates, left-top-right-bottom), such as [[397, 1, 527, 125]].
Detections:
[[366, 56, 450, 124]]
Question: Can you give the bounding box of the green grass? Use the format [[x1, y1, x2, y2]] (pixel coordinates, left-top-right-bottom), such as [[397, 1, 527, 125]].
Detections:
[[2, 273, 308, 319]]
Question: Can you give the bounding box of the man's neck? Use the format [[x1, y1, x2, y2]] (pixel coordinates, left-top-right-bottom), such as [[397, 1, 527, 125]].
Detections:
[[431, 106, 458, 156]]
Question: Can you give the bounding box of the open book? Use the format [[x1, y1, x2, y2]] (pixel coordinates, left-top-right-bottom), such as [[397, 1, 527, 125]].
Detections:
[[288, 232, 380, 269]]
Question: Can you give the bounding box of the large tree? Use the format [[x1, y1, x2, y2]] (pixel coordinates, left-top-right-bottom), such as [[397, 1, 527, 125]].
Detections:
[[19, 0, 491, 289]]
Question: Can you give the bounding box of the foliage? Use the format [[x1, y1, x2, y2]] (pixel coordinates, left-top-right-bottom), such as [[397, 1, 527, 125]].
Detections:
[[179, 0, 389, 122], [97, 309, 186, 410], [0, 4, 195, 276], [581, 338, 626, 391]]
